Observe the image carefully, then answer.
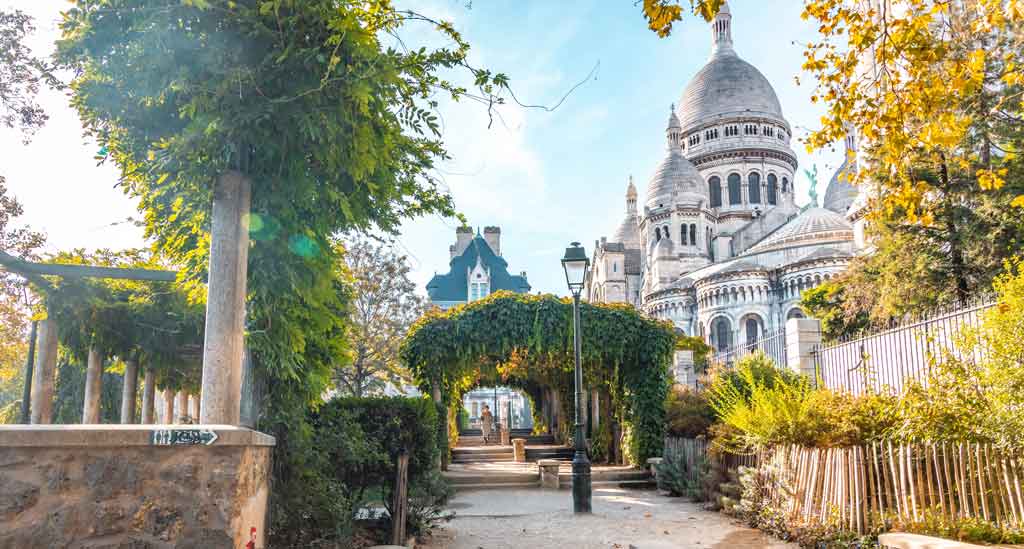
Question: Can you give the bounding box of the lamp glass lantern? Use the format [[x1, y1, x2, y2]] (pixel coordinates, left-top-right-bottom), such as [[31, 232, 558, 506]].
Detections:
[[561, 242, 590, 297]]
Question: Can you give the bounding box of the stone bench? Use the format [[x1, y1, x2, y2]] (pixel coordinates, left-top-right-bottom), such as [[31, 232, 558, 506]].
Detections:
[[879, 533, 1024, 548], [538, 459, 561, 489]]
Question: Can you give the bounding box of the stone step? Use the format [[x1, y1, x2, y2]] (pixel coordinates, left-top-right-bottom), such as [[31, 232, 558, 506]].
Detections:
[[452, 446, 513, 454], [451, 457, 515, 464], [558, 479, 657, 490], [557, 469, 651, 482], [452, 481, 540, 490], [445, 473, 539, 485], [459, 428, 533, 437]]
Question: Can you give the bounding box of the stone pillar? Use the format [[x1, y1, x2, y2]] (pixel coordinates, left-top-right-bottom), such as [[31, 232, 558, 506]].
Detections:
[[431, 382, 448, 471], [512, 438, 526, 462], [200, 171, 251, 425], [177, 391, 189, 423], [141, 369, 156, 424], [163, 388, 175, 425], [120, 359, 139, 424], [191, 393, 201, 421], [786, 317, 822, 380], [82, 347, 104, 424], [590, 389, 600, 434], [674, 350, 695, 387], [30, 318, 59, 425]]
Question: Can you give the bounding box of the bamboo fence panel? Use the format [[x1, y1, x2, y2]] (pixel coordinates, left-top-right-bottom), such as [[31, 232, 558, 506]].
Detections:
[[760, 443, 1024, 535]]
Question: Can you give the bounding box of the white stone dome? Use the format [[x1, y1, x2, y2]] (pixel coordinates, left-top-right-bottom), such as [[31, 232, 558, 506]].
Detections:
[[645, 148, 704, 209], [745, 207, 853, 253], [823, 158, 858, 215], [611, 215, 640, 248], [678, 50, 786, 132]]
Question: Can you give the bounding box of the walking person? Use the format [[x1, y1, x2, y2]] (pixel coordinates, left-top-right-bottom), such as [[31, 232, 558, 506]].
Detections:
[[480, 404, 494, 445]]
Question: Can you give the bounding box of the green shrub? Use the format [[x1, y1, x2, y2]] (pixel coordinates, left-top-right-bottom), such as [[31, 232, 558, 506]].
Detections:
[[308, 396, 446, 545], [656, 452, 705, 499], [665, 386, 715, 438], [315, 396, 439, 498]]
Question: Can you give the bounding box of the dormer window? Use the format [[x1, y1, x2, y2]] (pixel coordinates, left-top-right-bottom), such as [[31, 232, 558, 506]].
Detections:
[[470, 281, 489, 301]]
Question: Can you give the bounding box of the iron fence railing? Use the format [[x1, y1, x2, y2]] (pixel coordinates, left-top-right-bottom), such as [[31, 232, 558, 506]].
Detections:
[[709, 328, 788, 371], [814, 298, 995, 395]]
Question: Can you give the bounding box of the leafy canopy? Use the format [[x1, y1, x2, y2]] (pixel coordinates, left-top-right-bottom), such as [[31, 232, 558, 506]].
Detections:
[[401, 291, 677, 463]]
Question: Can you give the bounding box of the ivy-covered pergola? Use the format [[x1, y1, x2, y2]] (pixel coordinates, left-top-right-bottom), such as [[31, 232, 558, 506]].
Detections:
[[400, 291, 677, 465]]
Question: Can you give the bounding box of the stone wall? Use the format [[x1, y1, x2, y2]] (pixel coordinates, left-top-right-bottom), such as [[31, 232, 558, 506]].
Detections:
[[0, 425, 274, 549]]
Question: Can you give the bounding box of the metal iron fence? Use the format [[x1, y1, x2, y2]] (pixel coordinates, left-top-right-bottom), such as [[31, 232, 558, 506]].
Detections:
[[814, 298, 994, 395], [709, 328, 788, 370]]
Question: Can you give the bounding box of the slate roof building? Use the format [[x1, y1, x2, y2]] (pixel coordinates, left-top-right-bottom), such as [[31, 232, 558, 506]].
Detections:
[[586, 3, 861, 351], [427, 226, 531, 309]]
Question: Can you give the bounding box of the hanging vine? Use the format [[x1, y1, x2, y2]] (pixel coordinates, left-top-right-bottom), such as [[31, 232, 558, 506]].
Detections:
[[400, 291, 676, 464]]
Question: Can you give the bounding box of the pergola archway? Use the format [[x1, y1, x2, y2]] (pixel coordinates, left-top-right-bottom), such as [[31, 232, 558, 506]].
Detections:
[[400, 291, 677, 467]]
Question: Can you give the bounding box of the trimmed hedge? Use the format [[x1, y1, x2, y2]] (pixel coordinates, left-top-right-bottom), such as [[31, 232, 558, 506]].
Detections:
[[314, 396, 440, 498]]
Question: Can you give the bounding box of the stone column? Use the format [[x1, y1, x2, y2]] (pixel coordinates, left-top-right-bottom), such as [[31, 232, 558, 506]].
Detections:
[[163, 388, 175, 424], [30, 318, 59, 424], [786, 317, 822, 380], [141, 369, 156, 424], [82, 347, 104, 424], [120, 358, 139, 424], [177, 391, 190, 423], [191, 393, 201, 421], [590, 389, 600, 434], [200, 171, 251, 425]]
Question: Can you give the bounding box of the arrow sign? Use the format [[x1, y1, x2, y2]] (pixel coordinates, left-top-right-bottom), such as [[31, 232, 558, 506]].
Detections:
[[151, 429, 219, 446]]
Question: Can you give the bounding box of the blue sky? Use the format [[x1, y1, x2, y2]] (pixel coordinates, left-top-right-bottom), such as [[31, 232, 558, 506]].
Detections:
[[2, 0, 843, 297]]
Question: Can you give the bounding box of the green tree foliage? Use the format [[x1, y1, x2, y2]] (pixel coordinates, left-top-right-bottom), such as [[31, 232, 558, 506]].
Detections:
[[55, 0, 513, 540], [664, 385, 714, 438], [334, 236, 422, 397], [42, 249, 204, 394], [401, 291, 677, 464], [894, 258, 1024, 449], [298, 396, 443, 546], [0, 9, 62, 142], [0, 178, 46, 420]]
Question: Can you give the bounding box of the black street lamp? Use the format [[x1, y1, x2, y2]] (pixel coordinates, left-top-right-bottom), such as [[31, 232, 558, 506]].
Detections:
[[561, 242, 592, 514]]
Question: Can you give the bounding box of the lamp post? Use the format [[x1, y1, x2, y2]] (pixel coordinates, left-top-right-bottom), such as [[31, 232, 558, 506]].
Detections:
[[561, 242, 591, 514]]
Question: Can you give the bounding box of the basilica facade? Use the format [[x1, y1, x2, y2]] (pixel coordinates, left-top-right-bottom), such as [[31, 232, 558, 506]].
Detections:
[[585, 3, 861, 352]]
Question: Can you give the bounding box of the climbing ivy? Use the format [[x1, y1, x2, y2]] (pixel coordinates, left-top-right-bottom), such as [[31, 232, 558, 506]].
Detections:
[[41, 249, 204, 394], [400, 291, 676, 464]]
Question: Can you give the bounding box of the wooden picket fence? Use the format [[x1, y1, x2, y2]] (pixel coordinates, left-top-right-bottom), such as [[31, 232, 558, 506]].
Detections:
[[762, 442, 1024, 534], [663, 437, 758, 484]]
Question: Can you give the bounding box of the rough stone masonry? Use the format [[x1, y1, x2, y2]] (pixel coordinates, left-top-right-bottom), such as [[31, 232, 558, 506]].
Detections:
[[0, 425, 273, 549]]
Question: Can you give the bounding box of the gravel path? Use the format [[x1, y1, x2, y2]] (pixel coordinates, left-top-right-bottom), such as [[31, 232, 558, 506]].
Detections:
[[417, 487, 796, 549]]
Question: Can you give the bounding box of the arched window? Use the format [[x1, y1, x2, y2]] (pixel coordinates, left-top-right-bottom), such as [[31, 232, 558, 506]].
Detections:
[[767, 174, 778, 205], [727, 173, 742, 205], [782, 177, 789, 194], [689, 224, 697, 246], [745, 317, 759, 348], [680, 225, 688, 245], [613, 262, 617, 273], [712, 318, 731, 352], [655, 227, 661, 241], [748, 172, 761, 204], [709, 176, 722, 207], [787, 308, 806, 320]]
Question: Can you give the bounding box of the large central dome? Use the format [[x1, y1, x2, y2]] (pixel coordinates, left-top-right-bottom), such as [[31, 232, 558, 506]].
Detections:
[[676, 2, 785, 132], [678, 51, 785, 131]]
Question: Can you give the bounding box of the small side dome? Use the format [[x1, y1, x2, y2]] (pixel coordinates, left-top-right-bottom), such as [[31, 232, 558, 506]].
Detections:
[[645, 149, 705, 209], [745, 207, 854, 253], [823, 157, 858, 215]]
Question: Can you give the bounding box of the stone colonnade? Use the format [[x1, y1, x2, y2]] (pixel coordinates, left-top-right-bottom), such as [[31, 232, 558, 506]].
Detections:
[[27, 172, 251, 427]]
